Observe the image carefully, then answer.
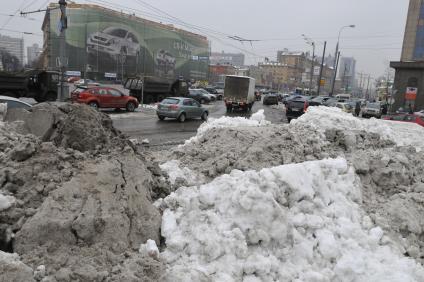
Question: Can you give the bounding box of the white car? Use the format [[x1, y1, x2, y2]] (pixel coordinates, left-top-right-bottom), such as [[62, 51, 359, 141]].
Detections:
[[87, 27, 141, 57], [414, 110, 424, 117]]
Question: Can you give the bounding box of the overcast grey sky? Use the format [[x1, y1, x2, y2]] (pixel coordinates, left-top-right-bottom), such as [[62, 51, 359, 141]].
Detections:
[[1, 0, 409, 77]]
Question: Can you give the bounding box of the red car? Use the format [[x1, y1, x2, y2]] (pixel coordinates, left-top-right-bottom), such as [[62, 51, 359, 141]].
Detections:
[[71, 87, 139, 112], [383, 114, 424, 127]]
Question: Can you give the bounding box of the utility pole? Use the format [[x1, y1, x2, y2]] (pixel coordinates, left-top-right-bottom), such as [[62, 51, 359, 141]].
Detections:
[[58, 0, 68, 101], [317, 41, 327, 96], [309, 43, 315, 95], [330, 51, 341, 96]]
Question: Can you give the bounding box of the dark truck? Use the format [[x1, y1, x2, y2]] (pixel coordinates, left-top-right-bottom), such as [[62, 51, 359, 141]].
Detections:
[[224, 75, 255, 112], [0, 70, 59, 102], [124, 76, 189, 104]]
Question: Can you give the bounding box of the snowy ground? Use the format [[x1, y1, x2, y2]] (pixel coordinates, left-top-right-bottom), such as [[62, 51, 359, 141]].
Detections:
[[158, 107, 424, 281]]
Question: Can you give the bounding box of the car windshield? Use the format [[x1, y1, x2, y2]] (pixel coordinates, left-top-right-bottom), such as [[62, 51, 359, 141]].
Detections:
[[367, 103, 380, 109], [161, 98, 180, 104]]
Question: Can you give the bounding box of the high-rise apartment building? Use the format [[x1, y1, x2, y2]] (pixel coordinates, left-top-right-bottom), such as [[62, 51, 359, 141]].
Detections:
[[0, 34, 24, 66], [27, 43, 42, 65], [338, 57, 356, 91]]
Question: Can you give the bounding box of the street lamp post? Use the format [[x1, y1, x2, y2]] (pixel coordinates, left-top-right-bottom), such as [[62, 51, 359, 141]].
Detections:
[[302, 34, 315, 95], [330, 24, 355, 96]]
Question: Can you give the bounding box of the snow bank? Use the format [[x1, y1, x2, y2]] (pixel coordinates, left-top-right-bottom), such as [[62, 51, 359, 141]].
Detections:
[[183, 109, 270, 145], [293, 106, 424, 150], [159, 160, 205, 186], [161, 158, 424, 281]]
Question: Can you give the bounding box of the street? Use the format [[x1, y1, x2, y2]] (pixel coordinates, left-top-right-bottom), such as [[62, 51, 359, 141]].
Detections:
[[111, 101, 286, 148]]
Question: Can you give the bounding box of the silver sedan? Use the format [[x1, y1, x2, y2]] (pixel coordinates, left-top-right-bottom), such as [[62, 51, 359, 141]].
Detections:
[[157, 97, 209, 122]]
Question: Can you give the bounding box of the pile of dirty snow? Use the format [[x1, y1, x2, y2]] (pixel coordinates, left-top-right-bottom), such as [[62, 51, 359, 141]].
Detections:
[[293, 106, 424, 150], [0, 103, 165, 281], [183, 109, 270, 145], [161, 158, 424, 281]]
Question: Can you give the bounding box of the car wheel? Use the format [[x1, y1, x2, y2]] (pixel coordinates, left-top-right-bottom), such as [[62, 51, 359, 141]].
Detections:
[[88, 101, 99, 110], [200, 99, 206, 104], [201, 111, 208, 121], [126, 101, 136, 112], [178, 113, 186, 123], [158, 115, 165, 121]]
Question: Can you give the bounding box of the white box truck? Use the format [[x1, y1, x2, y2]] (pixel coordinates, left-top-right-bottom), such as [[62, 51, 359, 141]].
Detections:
[[224, 75, 255, 112]]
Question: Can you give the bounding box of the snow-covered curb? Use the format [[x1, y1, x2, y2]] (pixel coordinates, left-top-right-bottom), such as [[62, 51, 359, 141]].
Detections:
[[160, 158, 424, 281]]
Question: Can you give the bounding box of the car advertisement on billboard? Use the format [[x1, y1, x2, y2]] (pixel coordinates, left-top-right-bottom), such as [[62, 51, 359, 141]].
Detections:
[[46, 5, 209, 81]]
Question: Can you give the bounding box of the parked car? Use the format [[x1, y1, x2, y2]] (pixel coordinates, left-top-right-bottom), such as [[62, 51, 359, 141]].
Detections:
[[362, 102, 382, 119], [283, 95, 305, 106], [156, 97, 208, 122], [71, 87, 139, 112], [204, 87, 223, 100], [336, 102, 353, 114], [414, 110, 424, 117], [188, 89, 213, 104], [383, 114, 424, 127], [263, 94, 279, 105], [309, 96, 330, 106], [87, 26, 141, 57], [74, 79, 100, 87], [286, 97, 309, 122], [322, 97, 339, 107], [0, 95, 32, 110]]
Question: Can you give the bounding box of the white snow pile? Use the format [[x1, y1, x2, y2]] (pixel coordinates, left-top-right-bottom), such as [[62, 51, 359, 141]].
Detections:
[[293, 106, 424, 150], [0, 193, 15, 211], [183, 109, 271, 145], [159, 160, 205, 186], [161, 158, 424, 281]]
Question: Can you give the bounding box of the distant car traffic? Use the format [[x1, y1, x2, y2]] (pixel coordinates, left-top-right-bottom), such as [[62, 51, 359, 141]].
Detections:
[[156, 97, 208, 122], [203, 87, 223, 100], [0, 96, 32, 110], [309, 96, 330, 106], [188, 89, 213, 104], [74, 79, 100, 87], [71, 87, 139, 112], [286, 97, 309, 122], [336, 102, 353, 114], [362, 102, 382, 119], [383, 114, 424, 127], [263, 94, 279, 105]]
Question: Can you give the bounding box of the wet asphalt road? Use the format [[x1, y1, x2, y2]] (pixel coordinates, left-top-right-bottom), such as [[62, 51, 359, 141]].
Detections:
[[110, 100, 287, 148]]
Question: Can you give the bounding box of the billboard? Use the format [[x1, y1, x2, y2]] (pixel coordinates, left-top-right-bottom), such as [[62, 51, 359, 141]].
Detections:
[[45, 4, 209, 81]]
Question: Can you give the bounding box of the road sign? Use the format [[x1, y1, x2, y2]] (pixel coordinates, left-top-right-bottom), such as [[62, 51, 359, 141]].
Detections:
[[320, 79, 325, 86], [314, 66, 320, 76], [405, 87, 418, 100], [388, 97, 395, 105], [65, 71, 81, 77], [105, 72, 117, 78]]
